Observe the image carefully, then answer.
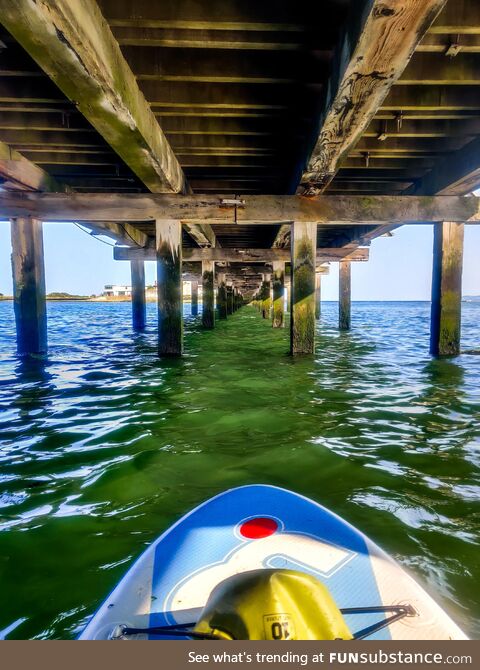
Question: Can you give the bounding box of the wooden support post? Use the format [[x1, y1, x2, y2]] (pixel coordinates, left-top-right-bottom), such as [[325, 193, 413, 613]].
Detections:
[[130, 259, 146, 331], [261, 273, 272, 319], [10, 217, 47, 355], [156, 220, 182, 356], [339, 261, 351, 331], [430, 222, 464, 356], [191, 280, 199, 316], [315, 273, 322, 320], [217, 272, 228, 319], [202, 260, 215, 329], [290, 222, 316, 355], [226, 283, 234, 315], [272, 261, 285, 328]]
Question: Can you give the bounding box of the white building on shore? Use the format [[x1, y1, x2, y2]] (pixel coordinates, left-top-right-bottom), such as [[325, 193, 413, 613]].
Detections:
[[103, 284, 131, 297]]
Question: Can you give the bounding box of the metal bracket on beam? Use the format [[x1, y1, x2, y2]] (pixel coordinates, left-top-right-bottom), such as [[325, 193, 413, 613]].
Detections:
[[219, 197, 245, 224]]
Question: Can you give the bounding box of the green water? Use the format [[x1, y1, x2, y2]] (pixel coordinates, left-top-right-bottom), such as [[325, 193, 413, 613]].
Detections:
[[0, 301, 479, 639]]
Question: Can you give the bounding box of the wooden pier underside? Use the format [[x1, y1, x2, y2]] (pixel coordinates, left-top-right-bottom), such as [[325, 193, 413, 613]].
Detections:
[[1, 0, 479, 356]]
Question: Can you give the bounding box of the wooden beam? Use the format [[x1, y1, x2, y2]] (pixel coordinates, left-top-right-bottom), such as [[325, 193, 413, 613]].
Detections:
[[23, 153, 121, 166], [418, 34, 480, 53], [300, 0, 446, 192], [0, 141, 65, 192], [339, 261, 351, 330], [380, 85, 480, 111], [130, 259, 146, 330], [399, 53, 480, 85], [113, 246, 370, 263], [0, 0, 187, 194], [260, 273, 272, 319], [217, 272, 227, 319], [315, 273, 322, 320], [353, 137, 469, 154], [190, 280, 199, 317], [365, 117, 480, 139], [290, 222, 316, 354], [119, 46, 327, 85], [3, 193, 480, 224], [341, 157, 435, 170], [202, 260, 215, 329], [272, 261, 285, 328], [85, 221, 149, 247], [182, 222, 216, 248], [141, 80, 308, 110], [226, 283, 234, 315], [428, 0, 480, 34], [407, 136, 480, 195], [430, 222, 464, 356], [271, 224, 291, 249], [156, 220, 183, 356], [10, 217, 47, 355], [111, 25, 315, 52]]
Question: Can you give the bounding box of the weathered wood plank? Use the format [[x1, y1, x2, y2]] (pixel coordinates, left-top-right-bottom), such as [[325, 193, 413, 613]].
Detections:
[[339, 261, 351, 330], [428, 0, 480, 34], [271, 224, 291, 249], [0, 0, 187, 194], [10, 217, 47, 355], [226, 283, 234, 315], [217, 272, 228, 319], [380, 85, 480, 111], [190, 280, 199, 317], [430, 222, 464, 356], [260, 273, 272, 319], [183, 222, 216, 248], [408, 136, 480, 196], [86, 221, 149, 247], [201, 260, 215, 329], [113, 246, 369, 263], [399, 52, 480, 85], [315, 273, 322, 320], [290, 222, 316, 354], [272, 261, 285, 329], [301, 0, 447, 192], [156, 220, 183, 356], [2, 193, 480, 224], [130, 259, 146, 330], [0, 141, 65, 192]]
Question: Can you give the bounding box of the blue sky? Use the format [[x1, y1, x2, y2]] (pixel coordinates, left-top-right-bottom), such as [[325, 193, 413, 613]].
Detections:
[[0, 221, 479, 300]]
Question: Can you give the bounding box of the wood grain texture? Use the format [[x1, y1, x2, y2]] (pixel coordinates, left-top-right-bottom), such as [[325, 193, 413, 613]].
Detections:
[[216, 272, 228, 319], [272, 261, 285, 329], [0, 0, 187, 194], [339, 261, 351, 331], [130, 259, 146, 330], [156, 219, 183, 356], [290, 222, 316, 355], [0, 141, 66, 192], [10, 217, 47, 355], [430, 222, 464, 356], [113, 246, 369, 263], [201, 260, 215, 329], [301, 0, 447, 193], [2, 193, 480, 224]]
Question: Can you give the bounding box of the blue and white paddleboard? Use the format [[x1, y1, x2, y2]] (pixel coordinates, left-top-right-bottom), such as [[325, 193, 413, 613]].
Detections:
[[80, 485, 466, 640]]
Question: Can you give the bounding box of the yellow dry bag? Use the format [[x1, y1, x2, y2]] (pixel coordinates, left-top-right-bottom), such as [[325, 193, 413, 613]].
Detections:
[[193, 569, 352, 640]]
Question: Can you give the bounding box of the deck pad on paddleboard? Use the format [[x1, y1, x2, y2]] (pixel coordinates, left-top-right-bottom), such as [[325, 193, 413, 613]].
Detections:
[[80, 485, 466, 640]]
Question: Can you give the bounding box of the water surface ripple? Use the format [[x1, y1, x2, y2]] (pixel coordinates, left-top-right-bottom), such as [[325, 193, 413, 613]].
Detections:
[[0, 301, 479, 639]]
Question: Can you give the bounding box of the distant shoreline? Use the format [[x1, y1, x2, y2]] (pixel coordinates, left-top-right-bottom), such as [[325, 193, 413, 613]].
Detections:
[[1, 297, 480, 304]]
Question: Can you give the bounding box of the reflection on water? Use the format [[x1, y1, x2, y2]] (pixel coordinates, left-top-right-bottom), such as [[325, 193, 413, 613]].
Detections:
[[0, 300, 479, 639]]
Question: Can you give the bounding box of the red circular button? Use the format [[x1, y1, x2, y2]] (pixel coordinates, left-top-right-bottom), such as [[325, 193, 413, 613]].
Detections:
[[239, 517, 278, 539]]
